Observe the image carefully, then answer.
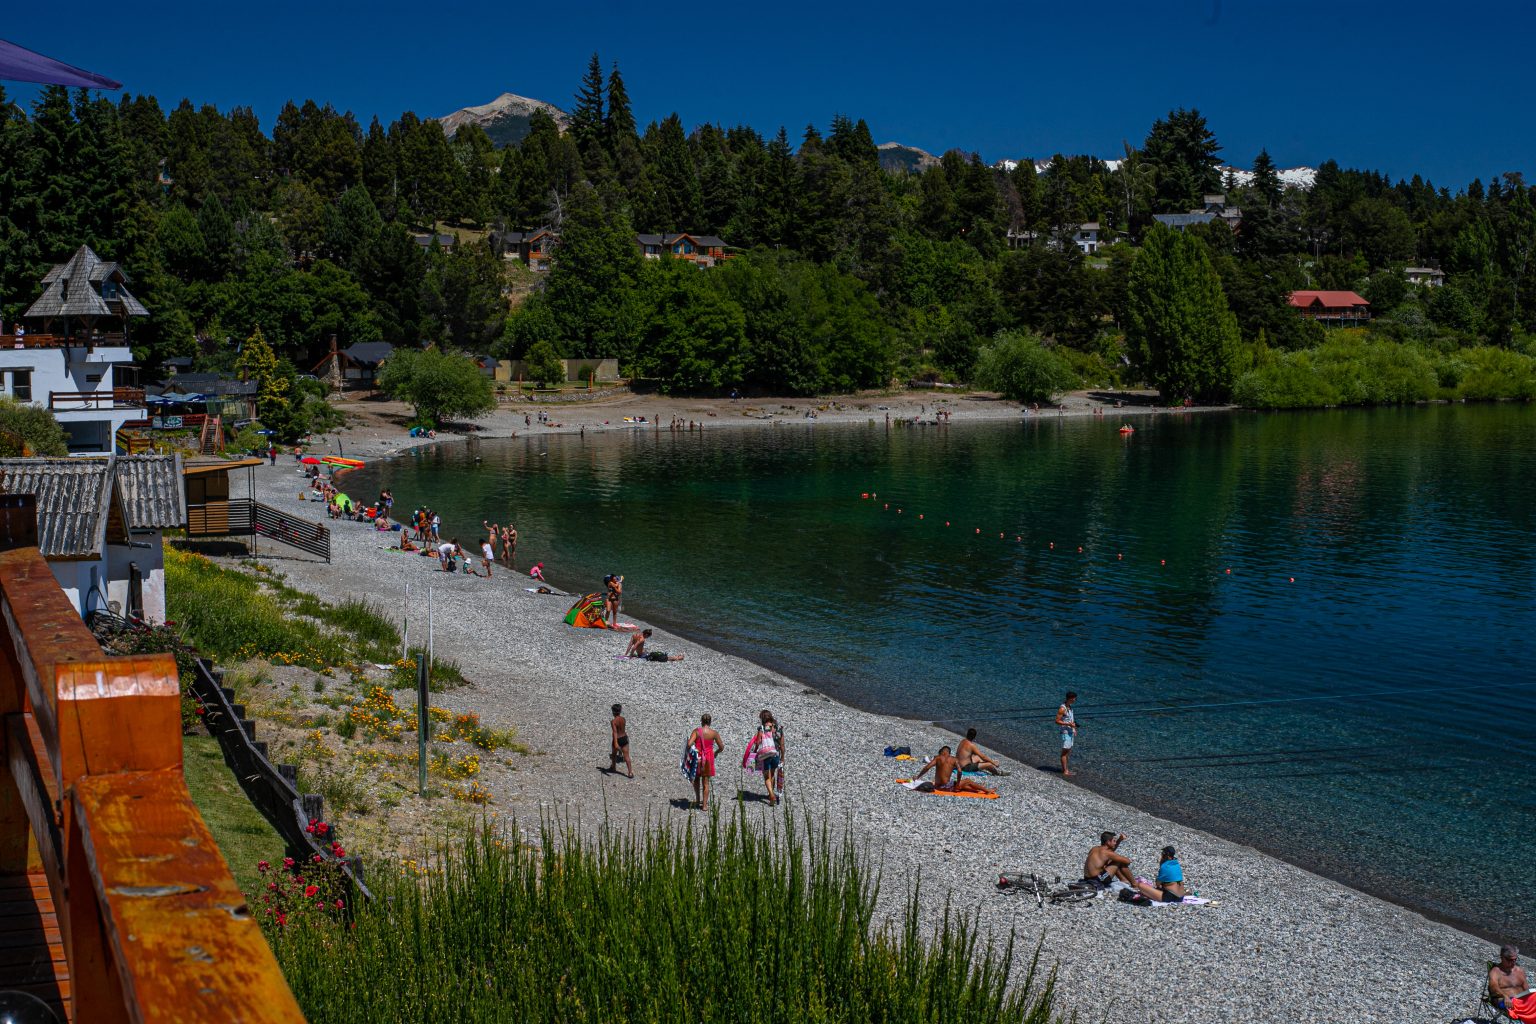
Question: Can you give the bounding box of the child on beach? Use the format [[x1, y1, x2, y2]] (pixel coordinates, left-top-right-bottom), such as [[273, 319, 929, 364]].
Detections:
[[609, 704, 632, 778]]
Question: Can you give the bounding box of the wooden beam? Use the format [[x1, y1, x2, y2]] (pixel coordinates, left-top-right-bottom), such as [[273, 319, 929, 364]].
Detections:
[[74, 770, 306, 1023]]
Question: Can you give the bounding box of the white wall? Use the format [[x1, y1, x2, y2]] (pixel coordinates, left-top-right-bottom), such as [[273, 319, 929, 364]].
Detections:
[[46, 559, 96, 620], [106, 534, 166, 623]]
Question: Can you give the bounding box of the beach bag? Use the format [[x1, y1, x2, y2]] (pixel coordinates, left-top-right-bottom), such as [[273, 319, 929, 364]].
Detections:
[[680, 741, 699, 783]]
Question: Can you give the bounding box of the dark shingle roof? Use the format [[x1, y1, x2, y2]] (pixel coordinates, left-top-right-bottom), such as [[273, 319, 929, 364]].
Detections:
[[0, 457, 116, 558], [26, 245, 149, 320], [1152, 212, 1217, 228], [343, 342, 394, 366], [114, 455, 185, 530]]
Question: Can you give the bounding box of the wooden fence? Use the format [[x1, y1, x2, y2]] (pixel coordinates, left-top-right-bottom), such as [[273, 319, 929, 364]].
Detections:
[[188, 659, 370, 904], [0, 494, 305, 1022]]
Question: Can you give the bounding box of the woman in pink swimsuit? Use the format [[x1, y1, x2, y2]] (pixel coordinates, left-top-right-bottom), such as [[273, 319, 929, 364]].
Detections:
[[690, 714, 722, 810]]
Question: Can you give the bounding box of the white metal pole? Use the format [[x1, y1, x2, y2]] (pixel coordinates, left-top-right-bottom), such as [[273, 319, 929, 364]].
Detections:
[[427, 585, 434, 673], [402, 582, 410, 661]]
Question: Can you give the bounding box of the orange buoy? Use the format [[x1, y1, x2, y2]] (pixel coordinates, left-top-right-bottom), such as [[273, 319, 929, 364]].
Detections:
[[1160, 559, 1166, 566]]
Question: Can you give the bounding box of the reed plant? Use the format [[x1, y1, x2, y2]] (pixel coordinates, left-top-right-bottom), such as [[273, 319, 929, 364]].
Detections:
[[268, 810, 1060, 1024]]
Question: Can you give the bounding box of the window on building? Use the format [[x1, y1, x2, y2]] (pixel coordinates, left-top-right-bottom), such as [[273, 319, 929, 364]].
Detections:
[[12, 370, 31, 402], [87, 372, 103, 384]]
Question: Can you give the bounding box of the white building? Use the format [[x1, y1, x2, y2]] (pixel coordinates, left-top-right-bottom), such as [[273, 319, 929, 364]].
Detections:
[[1405, 267, 1446, 287], [1, 246, 148, 453], [0, 455, 185, 623]]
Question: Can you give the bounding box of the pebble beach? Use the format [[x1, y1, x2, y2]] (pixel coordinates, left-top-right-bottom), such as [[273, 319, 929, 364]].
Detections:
[[235, 399, 1489, 1024]]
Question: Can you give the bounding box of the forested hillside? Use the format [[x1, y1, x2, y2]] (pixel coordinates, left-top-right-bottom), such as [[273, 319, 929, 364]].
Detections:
[[1, 54, 1532, 402]]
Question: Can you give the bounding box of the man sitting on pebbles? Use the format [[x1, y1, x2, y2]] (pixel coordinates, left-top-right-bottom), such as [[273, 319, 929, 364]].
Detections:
[[625, 629, 684, 662], [913, 746, 995, 796], [1083, 832, 1182, 902]]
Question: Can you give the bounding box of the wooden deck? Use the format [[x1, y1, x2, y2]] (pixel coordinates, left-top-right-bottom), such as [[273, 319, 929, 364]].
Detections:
[[0, 872, 69, 1021]]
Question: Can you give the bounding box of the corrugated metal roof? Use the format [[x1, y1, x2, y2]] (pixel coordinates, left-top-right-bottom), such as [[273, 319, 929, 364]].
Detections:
[[0, 457, 114, 558], [115, 454, 185, 530]]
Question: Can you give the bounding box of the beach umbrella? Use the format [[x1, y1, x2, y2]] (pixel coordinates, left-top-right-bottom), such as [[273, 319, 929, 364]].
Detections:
[[0, 38, 121, 89], [300, 456, 323, 465]]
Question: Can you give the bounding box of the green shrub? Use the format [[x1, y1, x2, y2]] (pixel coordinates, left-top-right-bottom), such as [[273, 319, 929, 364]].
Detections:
[[268, 812, 1062, 1023], [974, 330, 1078, 403]]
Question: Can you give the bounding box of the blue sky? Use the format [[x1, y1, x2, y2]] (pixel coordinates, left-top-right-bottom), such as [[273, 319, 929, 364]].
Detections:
[[4, 0, 1531, 187]]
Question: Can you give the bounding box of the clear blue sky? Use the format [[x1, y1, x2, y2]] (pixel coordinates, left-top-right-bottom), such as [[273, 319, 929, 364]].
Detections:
[[5, 0, 1531, 188]]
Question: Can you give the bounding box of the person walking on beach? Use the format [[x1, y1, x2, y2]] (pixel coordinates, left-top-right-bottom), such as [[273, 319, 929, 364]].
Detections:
[[690, 715, 722, 810], [1057, 692, 1078, 776], [479, 537, 495, 578], [744, 710, 784, 807], [609, 704, 632, 779], [956, 728, 1007, 776]]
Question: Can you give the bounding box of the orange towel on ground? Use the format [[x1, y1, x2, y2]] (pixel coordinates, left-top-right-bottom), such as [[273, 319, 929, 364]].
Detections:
[[895, 779, 999, 800]]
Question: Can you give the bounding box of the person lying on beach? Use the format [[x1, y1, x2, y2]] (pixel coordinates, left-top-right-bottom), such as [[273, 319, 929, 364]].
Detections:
[[913, 747, 994, 795], [625, 629, 685, 662], [609, 704, 632, 779], [1490, 945, 1532, 1015], [956, 728, 1007, 776]]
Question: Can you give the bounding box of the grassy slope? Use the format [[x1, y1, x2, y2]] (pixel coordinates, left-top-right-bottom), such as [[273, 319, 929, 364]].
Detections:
[[182, 734, 286, 895]]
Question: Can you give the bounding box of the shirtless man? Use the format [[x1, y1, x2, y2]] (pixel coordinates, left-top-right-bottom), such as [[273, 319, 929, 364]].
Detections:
[[914, 746, 994, 796], [956, 728, 1007, 776], [609, 704, 632, 779], [1082, 832, 1137, 894], [626, 629, 684, 661], [1490, 945, 1531, 1014]]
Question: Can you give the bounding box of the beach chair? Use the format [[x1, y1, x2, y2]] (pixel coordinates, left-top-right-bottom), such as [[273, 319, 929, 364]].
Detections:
[[1477, 961, 1517, 1023]]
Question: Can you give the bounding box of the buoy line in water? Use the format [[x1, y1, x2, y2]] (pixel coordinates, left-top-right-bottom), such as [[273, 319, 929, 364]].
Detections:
[[934, 678, 1536, 724]]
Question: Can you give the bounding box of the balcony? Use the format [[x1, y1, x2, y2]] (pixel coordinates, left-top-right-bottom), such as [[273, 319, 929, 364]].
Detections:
[[1, 331, 128, 350], [48, 388, 146, 412]]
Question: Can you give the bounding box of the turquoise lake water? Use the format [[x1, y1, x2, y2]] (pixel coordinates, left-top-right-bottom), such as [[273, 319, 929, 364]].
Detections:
[[352, 404, 1536, 944]]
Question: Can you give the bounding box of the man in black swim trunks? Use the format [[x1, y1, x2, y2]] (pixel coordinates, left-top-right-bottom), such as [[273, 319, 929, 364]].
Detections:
[[609, 704, 632, 778]]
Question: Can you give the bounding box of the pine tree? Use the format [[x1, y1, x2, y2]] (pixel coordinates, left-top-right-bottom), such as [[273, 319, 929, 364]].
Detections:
[[1125, 225, 1240, 402], [235, 326, 292, 416], [570, 53, 609, 179], [604, 63, 644, 191]]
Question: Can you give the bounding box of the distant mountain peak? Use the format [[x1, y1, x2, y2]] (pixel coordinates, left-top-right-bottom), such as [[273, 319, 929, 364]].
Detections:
[[877, 141, 940, 174], [436, 92, 569, 147]]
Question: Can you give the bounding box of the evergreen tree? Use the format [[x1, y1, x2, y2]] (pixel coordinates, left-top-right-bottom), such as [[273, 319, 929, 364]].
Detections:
[[543, 181, 641, 357], [1143, 108, 1222, 213], [570, 53, 609, 179], [604, 63, 645, 192], [235, 326, 292, 418], [1125, 225, 1241, 402]]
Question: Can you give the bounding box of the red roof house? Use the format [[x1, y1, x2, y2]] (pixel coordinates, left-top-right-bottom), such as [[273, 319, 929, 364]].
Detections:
[[1288, 290, 1370, 324]]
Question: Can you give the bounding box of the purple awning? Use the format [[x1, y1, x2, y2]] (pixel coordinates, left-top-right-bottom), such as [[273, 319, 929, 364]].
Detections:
[[0, 38, 120, 90]]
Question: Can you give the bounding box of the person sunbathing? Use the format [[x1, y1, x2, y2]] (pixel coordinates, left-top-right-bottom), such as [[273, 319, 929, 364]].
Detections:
[[1145, 846, 1187, 902], [914, 746, 994, 795], [956, 728, 1007, 775], [1490, 945, 1532, 1016]]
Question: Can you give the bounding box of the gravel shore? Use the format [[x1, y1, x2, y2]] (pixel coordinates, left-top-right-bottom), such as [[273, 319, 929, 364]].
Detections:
[[236, 420, 1488, 1024]]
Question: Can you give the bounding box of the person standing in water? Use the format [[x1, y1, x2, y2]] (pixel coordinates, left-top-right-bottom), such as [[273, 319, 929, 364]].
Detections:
[[1057, 692, 1078, 777]]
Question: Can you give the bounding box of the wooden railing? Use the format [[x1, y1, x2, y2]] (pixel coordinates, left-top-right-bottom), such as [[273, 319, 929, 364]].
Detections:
[[0, 494, 305, 1022], [0, 333, 128, 349], [47, 389, 146, 412], [186, 500, 331, 563]]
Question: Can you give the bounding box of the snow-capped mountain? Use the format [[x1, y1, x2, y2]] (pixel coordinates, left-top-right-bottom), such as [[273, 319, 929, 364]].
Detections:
[[437, 92, 569, 148], [994, 156, 1316, 189]]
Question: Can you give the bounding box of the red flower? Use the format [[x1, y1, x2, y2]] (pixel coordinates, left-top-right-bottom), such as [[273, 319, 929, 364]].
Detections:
[[312, 854, 323, 864], [315, 822, 330, 836], [267, 882, 277, 891], [333, 899, 345, 910], [304, 884, 319, 898], [315, 901, 326, 910], [275, 911, 287, 927], [282, 857, 295, 869], [257, 860, 270, 873]]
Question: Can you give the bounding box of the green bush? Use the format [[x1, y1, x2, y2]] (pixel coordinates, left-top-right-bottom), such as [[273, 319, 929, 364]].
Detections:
[[268, 812, 1062, 1024], [0, 396, 69, 456], [974, 330, 1078, 403]]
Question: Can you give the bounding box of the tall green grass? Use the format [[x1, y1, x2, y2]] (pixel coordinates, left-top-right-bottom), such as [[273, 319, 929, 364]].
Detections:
[[269, 812, 1061, 1024], [165, 548, 402, 666]]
